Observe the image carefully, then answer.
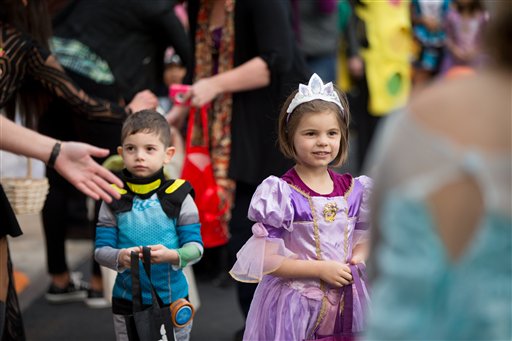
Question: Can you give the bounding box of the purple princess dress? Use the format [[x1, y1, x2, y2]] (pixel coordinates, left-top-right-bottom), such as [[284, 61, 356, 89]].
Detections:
[[230, 168, 372, 341]]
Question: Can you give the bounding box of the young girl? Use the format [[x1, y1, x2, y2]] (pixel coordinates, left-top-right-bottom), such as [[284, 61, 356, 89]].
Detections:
[[229, 74, 372, 340], [411, 0, 451, 86], [441, 0, 488, 74]]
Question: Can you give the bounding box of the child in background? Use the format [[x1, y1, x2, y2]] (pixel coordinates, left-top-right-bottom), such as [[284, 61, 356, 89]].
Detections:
[[411, 0, 451, 87], [159, 47, 187, 180], [441, 0, 488, 74], [229, 74, 372, 340], [94, 110, 203, 341]]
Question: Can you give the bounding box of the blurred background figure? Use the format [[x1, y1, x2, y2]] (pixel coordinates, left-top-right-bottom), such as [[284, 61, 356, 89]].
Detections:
[[291, 0, 338, 82], [167, 1, 309, 339], [440, 0, 488, 75], [1, 0, 145, 334], [364, 1, 511, 339], [39, 0, 187, 307], [159, 47, 188, 113], [0, 117, 124, 340], [410, 0, 451, 89], [340, 0, 413, 173], [1, 0, 130, 331]]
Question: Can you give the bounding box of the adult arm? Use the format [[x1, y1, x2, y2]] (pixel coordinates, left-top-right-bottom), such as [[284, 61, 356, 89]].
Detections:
[[189, 57, 270, 107], [187, 0, 296, 107], [0, 115, 122, 202], [142, 0, 192, 70], [17, 27, 156, 121]]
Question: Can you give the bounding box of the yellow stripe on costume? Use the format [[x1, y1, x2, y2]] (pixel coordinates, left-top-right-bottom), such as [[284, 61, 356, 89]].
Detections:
[[111, 184, 127, 195], [126, 179, 161, 195], [165, 179, 186, 194]]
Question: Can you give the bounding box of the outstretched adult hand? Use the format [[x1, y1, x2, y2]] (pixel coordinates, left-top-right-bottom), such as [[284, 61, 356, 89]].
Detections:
[[54, 142, 123, 203]]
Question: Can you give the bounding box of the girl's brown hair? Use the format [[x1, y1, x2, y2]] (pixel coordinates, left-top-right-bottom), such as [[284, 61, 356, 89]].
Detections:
[[277, 87, 350, 167]]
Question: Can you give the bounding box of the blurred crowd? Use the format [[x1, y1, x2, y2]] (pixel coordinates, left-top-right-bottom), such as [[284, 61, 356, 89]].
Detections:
[[1, 0, 508, 341]]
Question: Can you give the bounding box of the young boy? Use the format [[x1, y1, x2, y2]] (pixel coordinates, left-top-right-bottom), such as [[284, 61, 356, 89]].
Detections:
[[94, 110, 203, 341]]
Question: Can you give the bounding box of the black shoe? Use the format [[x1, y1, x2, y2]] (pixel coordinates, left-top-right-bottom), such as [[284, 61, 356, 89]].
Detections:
[[45, 273, 89, 303], [84, 289, 111, 309]]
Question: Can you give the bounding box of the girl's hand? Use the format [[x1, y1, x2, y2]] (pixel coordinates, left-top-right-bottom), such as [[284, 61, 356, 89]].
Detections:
[[452, 46, 468, 62], [147, 244, 180, 265], [118, 246, 142, 268], [318, 260, 353, 287], [350, 242, 368, 265], [349, 254, 366, 265]]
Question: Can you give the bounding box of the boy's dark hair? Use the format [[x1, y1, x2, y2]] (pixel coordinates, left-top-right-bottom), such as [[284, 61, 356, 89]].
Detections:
[[277, 87, 351, 167], [121, 110, 171, 147]]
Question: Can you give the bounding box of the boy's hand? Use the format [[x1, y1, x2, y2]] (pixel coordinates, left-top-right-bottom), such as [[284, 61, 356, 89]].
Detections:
[[147, 244, 179, 265], [318, 260, 353, 287], [118, 246, 142, 268]]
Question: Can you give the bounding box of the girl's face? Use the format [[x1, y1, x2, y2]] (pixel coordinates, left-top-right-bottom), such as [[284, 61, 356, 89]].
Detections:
[[118, 132, 175, 178], [292, 110, 341, 170]]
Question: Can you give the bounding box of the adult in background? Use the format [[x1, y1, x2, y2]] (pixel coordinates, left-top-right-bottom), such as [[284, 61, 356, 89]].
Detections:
[[364, 1, 511, 339], [292, 0, 339, 83], [167, 0, 310, 337], [344, 0, 413, 172], [0, 116, 123, 340], [39, 0, 190, 306]]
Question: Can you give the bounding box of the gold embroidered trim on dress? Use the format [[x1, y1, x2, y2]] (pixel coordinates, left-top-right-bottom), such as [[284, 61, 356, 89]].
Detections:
[[287, 178, 354, 338], [288, 184, 327, 337]]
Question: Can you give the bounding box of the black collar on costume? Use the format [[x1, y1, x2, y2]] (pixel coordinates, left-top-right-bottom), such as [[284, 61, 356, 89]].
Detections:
[[108, 168, 193, 219], [121, 168, 166, 199]]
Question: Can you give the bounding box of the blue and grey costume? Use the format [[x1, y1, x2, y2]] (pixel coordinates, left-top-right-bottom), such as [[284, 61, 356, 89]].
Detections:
[[94, 168, 203, 310]]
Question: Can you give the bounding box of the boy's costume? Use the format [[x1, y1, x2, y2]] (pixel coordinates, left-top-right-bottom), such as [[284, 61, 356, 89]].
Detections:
[[95, 168, 203, 316]]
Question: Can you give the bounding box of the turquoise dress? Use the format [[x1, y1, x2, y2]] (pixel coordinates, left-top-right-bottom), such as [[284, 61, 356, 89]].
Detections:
[[364, 110, 511, 340]]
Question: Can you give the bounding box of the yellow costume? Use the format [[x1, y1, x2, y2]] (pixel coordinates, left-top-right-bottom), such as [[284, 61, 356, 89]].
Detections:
[[356, 0, 413, 115]]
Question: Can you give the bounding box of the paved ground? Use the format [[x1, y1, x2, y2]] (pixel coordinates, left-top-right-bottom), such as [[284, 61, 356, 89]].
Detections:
[[9, 213, 245, 341]]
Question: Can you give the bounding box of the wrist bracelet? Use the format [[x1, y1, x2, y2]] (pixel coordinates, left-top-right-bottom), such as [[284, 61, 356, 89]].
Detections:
[[47, 141, 62, 168]]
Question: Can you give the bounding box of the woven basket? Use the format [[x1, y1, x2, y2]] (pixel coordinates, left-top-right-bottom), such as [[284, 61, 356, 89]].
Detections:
[[1, 158, 49, 215]]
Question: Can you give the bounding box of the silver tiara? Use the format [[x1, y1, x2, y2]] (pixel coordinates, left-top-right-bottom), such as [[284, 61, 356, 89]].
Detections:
[[286, 73, 344, 118]]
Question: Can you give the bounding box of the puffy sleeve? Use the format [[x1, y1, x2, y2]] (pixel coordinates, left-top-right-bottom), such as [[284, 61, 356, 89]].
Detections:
[[353, 175, 373, 246], [229, 176, 298, 282]]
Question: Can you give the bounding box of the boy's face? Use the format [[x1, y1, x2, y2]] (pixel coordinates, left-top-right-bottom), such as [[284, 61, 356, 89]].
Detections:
[[118, 132, 175, 178]]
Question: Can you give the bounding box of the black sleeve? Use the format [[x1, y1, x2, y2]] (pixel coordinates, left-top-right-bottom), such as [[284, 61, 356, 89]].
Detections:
[[22, 30, 126, 122], [244, 0, 296, 76], [140, 0, 192, 71]]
